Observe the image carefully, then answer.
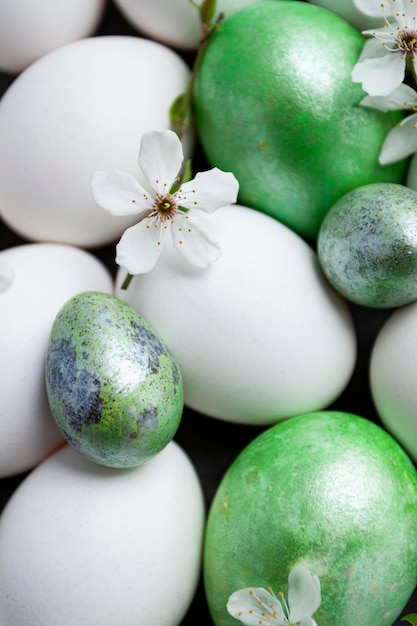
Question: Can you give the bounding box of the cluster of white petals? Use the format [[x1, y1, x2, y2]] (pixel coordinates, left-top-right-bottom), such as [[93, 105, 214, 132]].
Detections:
[[361, 83, 417, 162], [92, 129, 239, 276], [226, 565, 321, 626], [352, 0, 417, 96], [352, 0, 417, 163]]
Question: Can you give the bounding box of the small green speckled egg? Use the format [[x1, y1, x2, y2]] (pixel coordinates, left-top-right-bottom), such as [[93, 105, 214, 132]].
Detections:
[[318, 183, 417, 308], [204, 411, 417, 626], [45, 291, 183, 468]]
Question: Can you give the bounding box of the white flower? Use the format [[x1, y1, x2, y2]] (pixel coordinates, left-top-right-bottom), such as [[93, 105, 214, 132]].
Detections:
[[361, 82, 417, 162], [92, 129, 239, 275], [226, 565, 321, 626], [351, 0, 417, 96], [0, 258, 15, 293]]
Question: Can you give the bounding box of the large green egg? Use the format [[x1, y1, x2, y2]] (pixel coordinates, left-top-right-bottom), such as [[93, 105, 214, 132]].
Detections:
[[318, 183, 417, 308], [193, 1, 405, 240], [45, 291, 183, 468], [204, 411, 417, 625]]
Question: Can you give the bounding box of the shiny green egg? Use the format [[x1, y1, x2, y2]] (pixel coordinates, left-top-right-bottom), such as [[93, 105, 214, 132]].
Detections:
[[45, 291, 183, 468], [318, 182, 417, 308], [204, 411, 417, 626], [193, 1, 405, 240]]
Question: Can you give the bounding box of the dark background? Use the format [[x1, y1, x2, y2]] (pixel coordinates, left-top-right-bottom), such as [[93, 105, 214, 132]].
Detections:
[[0, 1, 416, 624]]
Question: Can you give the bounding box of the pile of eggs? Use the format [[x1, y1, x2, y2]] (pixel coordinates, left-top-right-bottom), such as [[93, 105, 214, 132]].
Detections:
[[0, 1, 417, 625]]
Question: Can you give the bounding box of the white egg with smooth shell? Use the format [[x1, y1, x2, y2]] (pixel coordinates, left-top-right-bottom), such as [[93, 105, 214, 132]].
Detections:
[[0, 0, 106, 74], [0, 36, 192, 247], [370, 302, 417, 463], [307, 0, 386, 30], [0, 442, 205, 626], [116, 204, 357, 425], [112, 0, 267, 50], [0, 242, 114, 478]]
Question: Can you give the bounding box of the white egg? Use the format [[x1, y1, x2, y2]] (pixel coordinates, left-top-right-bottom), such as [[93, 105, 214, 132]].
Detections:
[[116, 205, 357, 425], [307, 0, 386, 30], [0, 442, 205, 626], [0, 36, 192, 247], [370, 303, 417, 463], [112, 0, 266, 50], [0, 0, 106, 74], [0, 242, 114, 478]]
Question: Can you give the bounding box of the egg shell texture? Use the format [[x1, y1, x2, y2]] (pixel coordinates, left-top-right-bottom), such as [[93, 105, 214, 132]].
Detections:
[[193, 1, 405, 240], [0, 0, 106, 74], [0, 35, 192, 247], [0, 441, 205, 626], [112, 0, 270, 50], [0, 243, 113, 479], [46, 291, 183, 468], [204, 411, 417, 626], [307, 0, 387, 29], [370, 301, 417, 463], [116, 204, 357, 425], [318, 183, 417, 308]]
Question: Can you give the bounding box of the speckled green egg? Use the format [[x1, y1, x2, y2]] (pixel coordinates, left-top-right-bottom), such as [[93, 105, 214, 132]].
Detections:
[[204, 411, 417, 626], [318, 183, 417, 308], [45, 291, 183, 468]]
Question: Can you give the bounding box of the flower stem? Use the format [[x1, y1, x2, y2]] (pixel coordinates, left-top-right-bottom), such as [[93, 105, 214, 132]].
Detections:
[[170, 0, 224, 139], [407, 57, 417, 90], [121, 272, 134, 290]]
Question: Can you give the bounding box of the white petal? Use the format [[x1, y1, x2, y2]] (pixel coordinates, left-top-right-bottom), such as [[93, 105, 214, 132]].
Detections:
[[356, 36, 389, 63], [171, 210, 222, 269], [353, 0, 388, 18], [299, 619, 318, 626], [138, 129, 184, 195], [0, 259, 15, 292], [226, 587, 285, 626], [361, 83, 417, 111], [176, 168, 239, 213], [351, 52, 406, 96], [115, 218, 164, 274], [360, 27, 396, 44], [92, 169, 152, 217], [401, 0, 417, 22], [379, 113, 417, 163], [287, 566, 321, 623]]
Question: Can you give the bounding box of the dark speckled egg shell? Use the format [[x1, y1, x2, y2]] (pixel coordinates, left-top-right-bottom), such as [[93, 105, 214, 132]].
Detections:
[[45, 291, 183, 468], [317, 183, 417, 308]]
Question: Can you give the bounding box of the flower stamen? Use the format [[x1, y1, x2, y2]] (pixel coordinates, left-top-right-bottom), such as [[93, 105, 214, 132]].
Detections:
[[152, 193, 178, 221]]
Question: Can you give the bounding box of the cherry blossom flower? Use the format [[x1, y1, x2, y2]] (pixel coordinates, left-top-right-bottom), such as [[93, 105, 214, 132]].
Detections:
[[361, 82, 417, 162], [92, 129, 239, 276], [226, 565, 321, 626], [352, 0, 417, 96]]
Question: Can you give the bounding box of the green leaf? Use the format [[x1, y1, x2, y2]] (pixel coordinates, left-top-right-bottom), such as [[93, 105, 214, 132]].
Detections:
[[170, 159, 193, 195], [169, 92, 187, 126], [169, 92, 193, 139], [402, 614, 417, 625], [200, 0, 217, 27], [181, 159, 193, 185]]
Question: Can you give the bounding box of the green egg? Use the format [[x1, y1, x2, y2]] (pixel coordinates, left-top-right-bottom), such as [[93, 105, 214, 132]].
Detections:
[[318, 182, 417, 308], [204, 411, 417, 626], [193, 1, 405, 240], [45, 291, 183, 468]]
